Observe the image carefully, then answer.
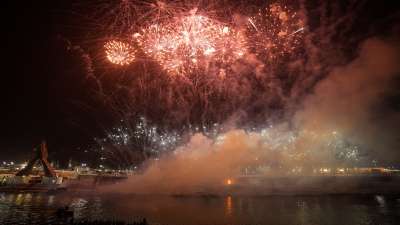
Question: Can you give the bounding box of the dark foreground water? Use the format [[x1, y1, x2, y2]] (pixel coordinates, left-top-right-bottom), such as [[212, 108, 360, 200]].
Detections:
[[0, 192, 399, 225]]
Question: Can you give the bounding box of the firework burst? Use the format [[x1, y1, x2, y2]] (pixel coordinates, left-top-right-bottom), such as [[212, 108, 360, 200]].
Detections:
[[104, 40, 136, 66], [135, 10, 247, 76]]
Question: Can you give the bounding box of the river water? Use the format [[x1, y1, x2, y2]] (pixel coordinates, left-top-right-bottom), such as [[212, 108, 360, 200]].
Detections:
[[0, 192, 399, 225]]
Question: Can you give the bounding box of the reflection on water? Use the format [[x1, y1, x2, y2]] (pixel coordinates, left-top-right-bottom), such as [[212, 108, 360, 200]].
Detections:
[[225, 195, 233, 216], [0, 193, 58, 225], [0, 192, 399, 225]]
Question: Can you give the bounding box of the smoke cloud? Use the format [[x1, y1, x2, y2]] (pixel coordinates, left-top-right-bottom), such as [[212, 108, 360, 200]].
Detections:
[[295, 38, 400, 163]]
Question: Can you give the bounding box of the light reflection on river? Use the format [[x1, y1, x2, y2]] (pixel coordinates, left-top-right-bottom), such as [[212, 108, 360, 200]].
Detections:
[[0, 192, 399, 225]]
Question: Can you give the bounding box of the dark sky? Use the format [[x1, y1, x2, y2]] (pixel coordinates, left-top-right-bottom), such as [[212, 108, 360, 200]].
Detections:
[[1, 1, 52, 160], [0, 0, 399, 163], [0, 0, 93, 162]]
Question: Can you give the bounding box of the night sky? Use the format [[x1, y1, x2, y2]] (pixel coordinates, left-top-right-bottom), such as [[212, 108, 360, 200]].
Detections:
[[1, 1, 94, 162], [1, 0, 400, 165]]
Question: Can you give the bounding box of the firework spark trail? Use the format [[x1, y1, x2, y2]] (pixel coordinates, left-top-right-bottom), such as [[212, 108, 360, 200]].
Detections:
[[247, 18, 258, 31], [289, 27, 304, 36], [96, 114, 362, 169], [246, 3, 304, 61], [98, 2, 304, 74], [96, 117, 183, 168], [94, 2, 307, 140], [80, 0, 221, 39], [105, 2, 306, 75]]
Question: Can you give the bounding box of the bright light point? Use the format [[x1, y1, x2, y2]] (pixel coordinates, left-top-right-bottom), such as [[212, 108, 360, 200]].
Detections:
[[204, 47, 216, 56]]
